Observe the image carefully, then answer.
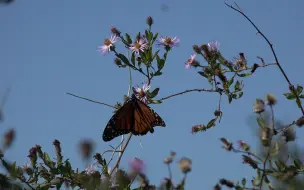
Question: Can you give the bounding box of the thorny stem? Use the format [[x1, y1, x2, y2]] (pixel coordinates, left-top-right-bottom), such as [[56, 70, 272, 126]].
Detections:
[[225, 2, 304, 115], [110, 133, 133, 176], [66, 93, 116, 109], [158, 88, 219, 101]]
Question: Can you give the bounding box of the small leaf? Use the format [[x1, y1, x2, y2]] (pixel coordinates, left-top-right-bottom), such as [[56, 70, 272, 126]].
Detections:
[[299, 94, 304, 99], [207, 119, 216, 129], [238, 73, 252, 77], [157, 58, 165, 71], [241, 178, 246, 186], [228, 77, 234, 87], [118, 54, 132, 67], [283, 92, 296, 100], [275, 160, 286, 172], [270, 142, 279, 156], [294, 159, 302, 169], [297, 85, 303, 94], [257, 118, 267, 129], [198, 71, 208, 78], [154, 71, 162, 76], [148, 88, 160, 99], [151, 33, 159, 44], [149, 99, 162, 104], [125, 33, 132, 44]]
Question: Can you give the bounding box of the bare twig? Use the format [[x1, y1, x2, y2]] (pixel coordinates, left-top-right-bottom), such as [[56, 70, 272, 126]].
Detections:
[[222, 62, 276, 74], [225, 2, 304, 115], [158, 88, 219, 101], [109, 134, 133, 175], [66, 92, 116, 109]]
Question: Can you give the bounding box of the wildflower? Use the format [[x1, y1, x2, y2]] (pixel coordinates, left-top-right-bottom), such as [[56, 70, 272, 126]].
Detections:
[[21, 161, 32, 171], [97, 35, 118, 55], [129, 157, 145, 174], [179, 157, 192, 174], [157, 36, 180, 48], [266, 93, 277, 105], [253, 99, 265, 113], [207, 41, 220, 52], [132, 81, 151, 104], [185, 54, 198, 69], [129, 37, 148, 54], [85, 164, 98, 175]]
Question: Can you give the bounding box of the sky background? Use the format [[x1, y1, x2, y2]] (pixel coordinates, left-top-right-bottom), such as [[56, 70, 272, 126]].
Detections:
[[1, 0, 304, 189]]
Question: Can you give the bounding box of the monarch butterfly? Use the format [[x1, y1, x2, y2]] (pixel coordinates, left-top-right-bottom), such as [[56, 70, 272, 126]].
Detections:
[[102, 94, 166, 142]]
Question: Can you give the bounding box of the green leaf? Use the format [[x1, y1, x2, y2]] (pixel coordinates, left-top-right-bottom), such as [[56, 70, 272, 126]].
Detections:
[[283, 92, 296, 100], [149, 99, 162, 104], [228, 77, 234, 87], [148, 88, 160, 99], [145, 30, 152, 42], [257, 118, 267, 129], [152, 50, 160, 61], [118, 54, 132, 67], [241, 178, 246, 186], [151, 33, 159, 44], [275, 160, 286, 172], [299, 94, 304, 99], [157, 58, 165, 71], [296, 98, 302, 108], [297, 85, 303, 94], [270, 142, 279, 156], [154, 71, 162, 76], [125, 33, 132, 44], [294, 159, 302, 169], [207, 119, 216, 129], [238, 73, 252, 77], [198, 71, 208, 78], [234, 81, 242, 91], [43, 152, 51, 163]]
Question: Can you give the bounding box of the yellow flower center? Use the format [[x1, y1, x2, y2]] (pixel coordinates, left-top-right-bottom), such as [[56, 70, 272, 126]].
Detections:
[[104, 39, 112, 46], [135, 42, 141, 49], [165, 38, 172, 44]]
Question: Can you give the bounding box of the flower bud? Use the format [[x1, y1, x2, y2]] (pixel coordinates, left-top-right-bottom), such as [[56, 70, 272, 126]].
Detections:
[[253, 99, 265, 113], [219, 179, 234, 188], [295, 116, 304, 127], [178, 157, 192, 174], [220, 138, 233, 151], [266, 93, 277, 105], [79, 139, 94, 160], [193, 45, 201, 54], [242, 155, 258, 169], [110, 26, 120, 36], [146, 16, 153, 27], [3, 128, 15, 149]]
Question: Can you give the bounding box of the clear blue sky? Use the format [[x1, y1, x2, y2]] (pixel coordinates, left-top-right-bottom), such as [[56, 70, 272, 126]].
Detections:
[[1, 0, 304, 189]]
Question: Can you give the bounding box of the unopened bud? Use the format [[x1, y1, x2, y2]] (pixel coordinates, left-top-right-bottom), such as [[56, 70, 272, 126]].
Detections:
[[253, 99, 265, 113], [251, 63, 259, 73], [3, 128, 15, 149], [193, 45, 201, 54], [110, 26, 120, 36], [79, 139, 94, 160], [219, 179, 234, 188], [295, 116, 304, 127], [266, 93, 277, 105], [146, 16, 153, 27]]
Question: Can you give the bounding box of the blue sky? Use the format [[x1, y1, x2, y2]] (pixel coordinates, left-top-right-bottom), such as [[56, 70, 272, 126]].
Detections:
[[1, 0, 304, 189]]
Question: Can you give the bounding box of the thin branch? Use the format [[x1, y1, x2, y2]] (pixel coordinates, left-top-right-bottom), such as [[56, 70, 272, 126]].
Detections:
[[222, 62, 276, 74], [158, 88, 219, 101], [109, 133, 133, 175], [225, 2, 304, 115], [232, 149, 263, 162], [66, 92, 116, 109]]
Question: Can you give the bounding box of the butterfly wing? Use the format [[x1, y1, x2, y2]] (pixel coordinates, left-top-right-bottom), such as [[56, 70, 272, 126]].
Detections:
[[132, 98, 166, 136], [102, 99, 135, 142]]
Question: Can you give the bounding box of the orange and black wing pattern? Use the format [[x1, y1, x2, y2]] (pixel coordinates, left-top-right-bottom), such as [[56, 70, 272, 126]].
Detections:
[[102, 95, 166, 142]]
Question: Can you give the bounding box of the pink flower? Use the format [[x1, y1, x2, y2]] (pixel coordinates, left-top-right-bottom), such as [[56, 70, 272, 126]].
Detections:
[[157, 36, 180, 48], [185, 53, 198, 69], [129, 157, 145, 174], [97, 35, 118, 55], [132, 81, 151, 104], [129, 37, 148, 54], [207, 41, 220, 52]]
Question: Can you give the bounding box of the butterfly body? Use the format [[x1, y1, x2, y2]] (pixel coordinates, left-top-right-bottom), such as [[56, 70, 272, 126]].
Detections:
[[102, 94, 166, 142]]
